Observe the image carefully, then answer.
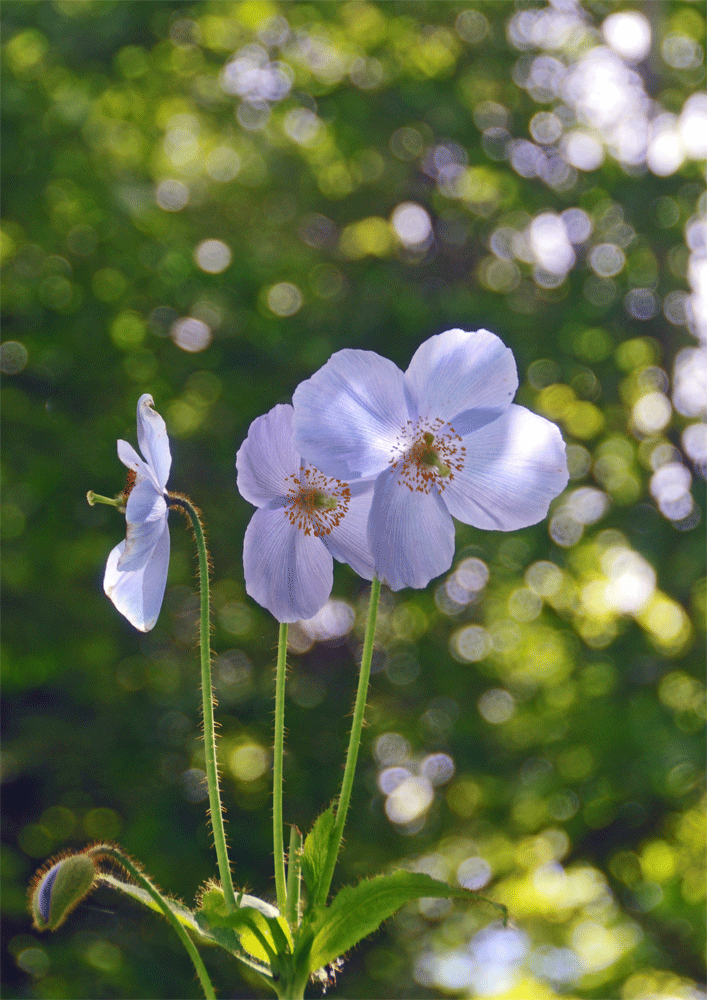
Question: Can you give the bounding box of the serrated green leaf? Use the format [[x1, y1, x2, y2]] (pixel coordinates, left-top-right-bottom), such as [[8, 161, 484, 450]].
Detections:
[[197, 889, 292, 968], [193, 913, 273, 978], [199, 887, 280, 924], [98, 873, 274, 978], [97, 873, 199, 933], [301, 805, 336, 900], [308, 871, 482, 972]]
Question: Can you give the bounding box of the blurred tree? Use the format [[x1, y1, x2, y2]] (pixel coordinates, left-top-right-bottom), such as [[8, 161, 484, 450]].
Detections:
[[2, 1, 705, 998]]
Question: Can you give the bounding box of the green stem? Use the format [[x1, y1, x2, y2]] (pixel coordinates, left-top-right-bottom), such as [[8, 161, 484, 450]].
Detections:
[[274, 971, 308, 1000], [168, 493, 237, 912], [285, 825, 302, 929], [315, 577, 381, 907], [273, 623, 289, 916], [89, 845, 216, 1000]]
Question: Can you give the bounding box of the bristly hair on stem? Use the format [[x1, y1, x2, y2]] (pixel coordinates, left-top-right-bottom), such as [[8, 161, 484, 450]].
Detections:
[[167, 492, 215, 590], [87, 842, 195, 927], [165, 491, 238, 912], [272, 623, 289, 916], [168, 492, 220, 718], [168, 495, 218, 674], [87, 842, 182, 908], [86, 843, 217, 1000]]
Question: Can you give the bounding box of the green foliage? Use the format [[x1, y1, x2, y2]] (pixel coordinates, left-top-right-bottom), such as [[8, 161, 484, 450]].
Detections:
[[98, 871, 198, 930], [198, 884, 291, 972], [300, 805, 335, 904], [306, 870, 502, 973], [197, 840, 504, 991]]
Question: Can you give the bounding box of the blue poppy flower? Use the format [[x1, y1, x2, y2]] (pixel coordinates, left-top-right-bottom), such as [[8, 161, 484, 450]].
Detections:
[[103, 394, 171, 631], [293, 329, 569, 590], [236, 404, 375, 622]]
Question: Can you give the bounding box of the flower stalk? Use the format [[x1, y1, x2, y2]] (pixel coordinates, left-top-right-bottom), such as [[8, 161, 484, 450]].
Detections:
[[285, 825, 302, 929], [316, 576, 381, 907], [89, 844, 216, 1000], [168, 493, 237, 913], [273, 622, 289, 916]]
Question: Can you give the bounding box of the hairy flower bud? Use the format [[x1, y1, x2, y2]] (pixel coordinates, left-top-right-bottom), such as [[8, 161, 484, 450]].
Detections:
[[30, 853, 97, 931]]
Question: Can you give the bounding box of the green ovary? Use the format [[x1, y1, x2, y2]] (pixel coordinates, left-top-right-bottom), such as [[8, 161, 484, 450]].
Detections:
[[420, 435, 450, 477], [313, 492, 338, 511]]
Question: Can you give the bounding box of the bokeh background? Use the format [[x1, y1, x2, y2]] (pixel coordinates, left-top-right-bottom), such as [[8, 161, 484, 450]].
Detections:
[[2, 1, 705, 998]]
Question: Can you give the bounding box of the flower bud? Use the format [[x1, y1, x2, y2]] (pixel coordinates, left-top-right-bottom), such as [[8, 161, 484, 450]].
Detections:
[[30, 853, 97, 931]]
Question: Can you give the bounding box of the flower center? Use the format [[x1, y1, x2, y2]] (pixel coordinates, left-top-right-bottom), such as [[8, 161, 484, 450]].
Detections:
[[285, 466, 351, 537], [391, 418, 465, 493]]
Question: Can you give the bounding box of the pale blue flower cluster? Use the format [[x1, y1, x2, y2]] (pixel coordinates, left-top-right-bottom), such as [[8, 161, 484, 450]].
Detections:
[[104, 331, 569, 629], [238, 329, 569, 620]]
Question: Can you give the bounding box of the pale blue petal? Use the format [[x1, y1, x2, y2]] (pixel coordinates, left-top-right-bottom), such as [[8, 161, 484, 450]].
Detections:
[[293, 349, 408, 480], [103, 519, 170, 632], [117, 440, 161, 494], [136, 394, 172, 491], [118, 480, 169, 572], [369, 468, 456, 591], [404, 329, 518, 434], [442, 404, 569, 530], [243, 503, 334, 622], [236, 404, 300, 507], [322, 480, 375, 580]]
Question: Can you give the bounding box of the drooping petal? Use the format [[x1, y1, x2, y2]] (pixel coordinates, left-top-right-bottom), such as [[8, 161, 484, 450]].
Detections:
[[117, 440, 161, 494], [243, 503, 334, 622], [368, 468, 456, 591], [136, 394, 171, 492], [236, 404, 300, 507], [442, 404, 569, 530], [118, 480, 169, 572], [404, 328, 518, 434], [322, 480, 376, 580], [293, 349, 409, 480], [103, 518, 171, 632]]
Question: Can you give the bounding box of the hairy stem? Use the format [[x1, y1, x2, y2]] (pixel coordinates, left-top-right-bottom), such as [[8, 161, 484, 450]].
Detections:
[[316, 577, 381, 907], [285, 825, 302, 929], [168, 493, 237, 912], [273, 623, 289, 916], [89, 845, 216, 1000]]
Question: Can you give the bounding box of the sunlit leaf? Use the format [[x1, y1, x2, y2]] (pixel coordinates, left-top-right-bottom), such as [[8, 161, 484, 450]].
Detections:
[[300, 805, 335, 901], [307, 871, 499, 972]]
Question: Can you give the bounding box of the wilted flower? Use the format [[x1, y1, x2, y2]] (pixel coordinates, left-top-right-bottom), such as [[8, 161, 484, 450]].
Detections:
[[104, 394, 172, 631], [293, 329, 569, 590], [236, 404, 375, 622]]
